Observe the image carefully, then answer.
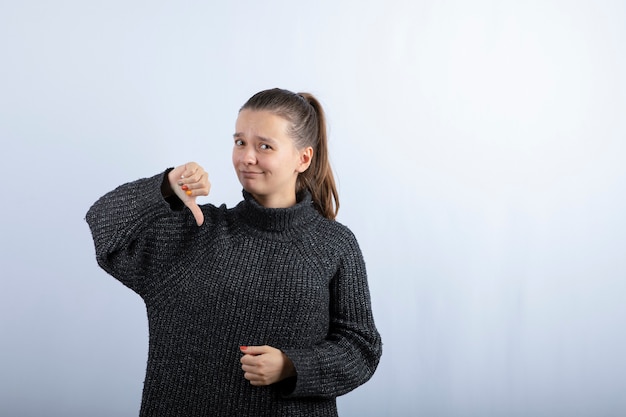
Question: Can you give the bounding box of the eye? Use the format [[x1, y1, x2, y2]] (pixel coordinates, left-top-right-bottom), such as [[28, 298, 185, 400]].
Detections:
[[259, 143, 272, 150], [234, 139, 244, 146]]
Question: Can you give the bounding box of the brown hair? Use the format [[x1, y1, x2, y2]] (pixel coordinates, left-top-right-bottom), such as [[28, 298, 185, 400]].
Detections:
[[240, 88, 339, 220]]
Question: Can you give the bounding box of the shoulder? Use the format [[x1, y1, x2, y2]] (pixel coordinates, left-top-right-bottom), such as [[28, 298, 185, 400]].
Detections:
[[312, 216, 362, 254], [323, 217, 358, 240]]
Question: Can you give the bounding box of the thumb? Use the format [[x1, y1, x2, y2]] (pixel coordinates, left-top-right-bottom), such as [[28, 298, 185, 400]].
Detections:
[[185, 200, 204, 226], [240, 345, 269, 355]]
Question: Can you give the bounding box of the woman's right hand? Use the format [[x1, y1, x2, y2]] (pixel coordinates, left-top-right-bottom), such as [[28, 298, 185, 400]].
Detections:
[[166, 162, 211, 226]]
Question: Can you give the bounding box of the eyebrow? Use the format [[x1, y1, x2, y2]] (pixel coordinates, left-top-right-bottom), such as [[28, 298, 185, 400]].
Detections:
[[233, 132, 278, 144]]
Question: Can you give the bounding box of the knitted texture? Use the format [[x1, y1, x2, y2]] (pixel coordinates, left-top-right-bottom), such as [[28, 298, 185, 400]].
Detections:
[[85, 171, 382, 417]]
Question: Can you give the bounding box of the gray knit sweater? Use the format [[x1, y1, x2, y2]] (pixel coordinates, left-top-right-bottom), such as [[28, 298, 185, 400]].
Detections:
[[86, 171, 382, 417]]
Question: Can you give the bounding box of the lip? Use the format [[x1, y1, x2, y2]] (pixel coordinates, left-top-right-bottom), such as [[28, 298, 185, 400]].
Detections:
[[240, 170, 264, 177]]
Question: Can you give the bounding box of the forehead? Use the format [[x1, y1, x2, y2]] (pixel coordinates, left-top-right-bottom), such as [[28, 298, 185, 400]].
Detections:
[[235, 109, 291, 139]]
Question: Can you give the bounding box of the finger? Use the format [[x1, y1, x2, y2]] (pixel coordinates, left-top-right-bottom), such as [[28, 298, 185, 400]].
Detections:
[[240, 354, 253, 366], [185, 202, 204, 226], [242, 367, 270, 384], [248, 378, 269, 386], [240, 351, 264, 365], [182, 174, 210, 193], [169, 165, 187, 187], [181, 175, 208, 194], [249, 379, 266, 386], [241, 364, 265, 377], [244, 372, 267, 386], [182, 162, 201, 180], [240, 345, 270, 356]]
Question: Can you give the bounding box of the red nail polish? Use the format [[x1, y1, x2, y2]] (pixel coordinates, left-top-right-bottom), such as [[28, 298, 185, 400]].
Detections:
[[240, 346, 248, 351], [181, 185, 189, 191]]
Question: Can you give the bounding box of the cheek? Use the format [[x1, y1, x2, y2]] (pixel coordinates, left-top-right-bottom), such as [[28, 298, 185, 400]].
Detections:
[[231, 149, 239, 166]]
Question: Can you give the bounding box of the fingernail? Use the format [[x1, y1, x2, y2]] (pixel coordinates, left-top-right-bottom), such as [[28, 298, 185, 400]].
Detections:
[[240, 346, 248, 351], [186, 190, 192, 196], [181, 185, 189, 191]]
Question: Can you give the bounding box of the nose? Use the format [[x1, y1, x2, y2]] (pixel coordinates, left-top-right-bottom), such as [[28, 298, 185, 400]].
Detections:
[[241, 146, 257, 165]]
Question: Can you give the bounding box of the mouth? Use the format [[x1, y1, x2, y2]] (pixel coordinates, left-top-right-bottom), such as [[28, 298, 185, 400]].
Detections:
[[240, 170, 264, 177]]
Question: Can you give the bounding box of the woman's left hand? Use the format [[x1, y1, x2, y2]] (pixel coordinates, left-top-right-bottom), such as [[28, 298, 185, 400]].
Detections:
[[240, 345, 296, 386]]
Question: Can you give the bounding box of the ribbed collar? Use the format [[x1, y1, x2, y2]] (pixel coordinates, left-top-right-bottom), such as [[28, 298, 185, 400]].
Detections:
[[234, 190, 320, 233]]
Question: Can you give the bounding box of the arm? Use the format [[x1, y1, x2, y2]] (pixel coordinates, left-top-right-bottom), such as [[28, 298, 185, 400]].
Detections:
[[281, 231, 383, 398], [85, 171, 181, 294], [85, 164, 210, 295]]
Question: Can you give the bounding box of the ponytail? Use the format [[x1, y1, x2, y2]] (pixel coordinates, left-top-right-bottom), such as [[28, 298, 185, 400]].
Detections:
[[296, 93, 339, 220], [241, 88, 340, 220]]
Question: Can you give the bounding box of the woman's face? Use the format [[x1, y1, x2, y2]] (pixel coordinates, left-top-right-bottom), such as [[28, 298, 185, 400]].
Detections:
[[233, 109, 312, 208]]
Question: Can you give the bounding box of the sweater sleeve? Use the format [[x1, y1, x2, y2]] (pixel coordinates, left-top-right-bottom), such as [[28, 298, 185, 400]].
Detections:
[[281, 229, 382, 399], [85, 170, 198, 296]]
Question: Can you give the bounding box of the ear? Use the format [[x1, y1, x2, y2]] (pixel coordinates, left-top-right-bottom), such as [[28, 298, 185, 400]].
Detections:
[[297, 146, 314, 173]]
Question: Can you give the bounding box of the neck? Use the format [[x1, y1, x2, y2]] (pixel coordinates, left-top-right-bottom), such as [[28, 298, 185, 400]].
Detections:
[[250, 192, 297, 209], [238, 189, 317, 235]]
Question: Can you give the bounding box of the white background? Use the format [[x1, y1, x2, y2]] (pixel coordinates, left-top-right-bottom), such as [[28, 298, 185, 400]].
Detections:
[[1, 1, 625, 416]]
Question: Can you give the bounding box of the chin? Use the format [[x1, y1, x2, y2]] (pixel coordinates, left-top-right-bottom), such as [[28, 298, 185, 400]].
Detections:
[[240, 182, 264, 196]]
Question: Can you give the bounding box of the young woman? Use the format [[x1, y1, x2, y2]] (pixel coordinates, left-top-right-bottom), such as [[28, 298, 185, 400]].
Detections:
[[86, 88, 382, 416]]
